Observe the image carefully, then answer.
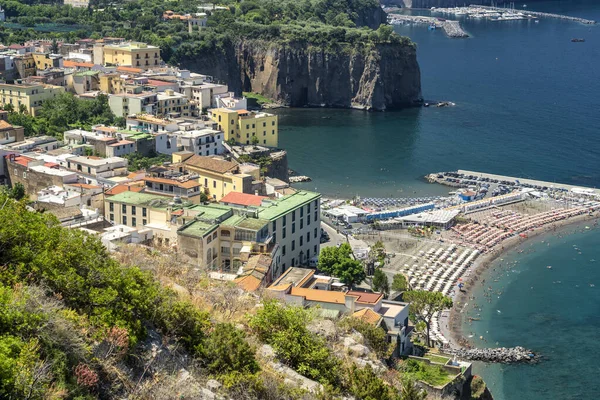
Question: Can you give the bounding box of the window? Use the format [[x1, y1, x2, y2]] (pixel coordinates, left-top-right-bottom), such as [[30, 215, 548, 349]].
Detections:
[[272, 121, 275, 126], [273, 232, 276, 243], [272, 221, 276, 231], [263, 122, 266, 127], [213, 180, 216, 188], [109, 202, 114, 212], [300, 219, 303, 229], [314, 245, 317, 255], [143, 219, 147, 225], [314, 228, 318, 239], [246, 124, 249, 129], [300, 236, 303, 246], [282, 227, 286, 239], [300, 207, 304, 217], [142, 208, 147, 217], [292, 223, 295, 234], [307, 232, 310, 243], [307, 203, 311, 213], [109, 213, 114, 221], [307, 215, 311, 225], [132, 217, 136, 227], [292, 240, 295, 251], [131, 206, 136, 215], [122, 216, 127, 225], [314, 211, 317, 221], [282, 216, 286, 227], [122, 204, 126, 213], [292, 258, 295, 266], [282, 245, 286, 256], [292, 211, 295, 222]]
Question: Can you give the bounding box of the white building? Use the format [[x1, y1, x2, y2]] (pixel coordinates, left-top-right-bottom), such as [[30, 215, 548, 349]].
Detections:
[[174, 128, 224, 156], [65, 155, 128, 178]]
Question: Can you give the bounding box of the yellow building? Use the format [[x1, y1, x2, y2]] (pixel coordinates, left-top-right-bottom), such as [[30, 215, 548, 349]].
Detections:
[[209, 108, 278, 147], [0, 83, 65, 116], [99, 74, 125, 94], [181, 154, 255, 201], [103, 42, 161, 68], [32, 53, 62, 71]]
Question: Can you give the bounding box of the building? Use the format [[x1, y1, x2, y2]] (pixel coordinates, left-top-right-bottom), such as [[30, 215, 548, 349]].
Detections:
[[64, 155, 128, 178], [108, 92, 157, 117], [0, 83, 65, 116], [3, 135, 59, 152], [13, 53, 36, 79], [126, 114, 178, 133], [156, 89, 191, 118], [256, 190, 321, 274], [0, 120, 25, 145], [67, 70, 100, 95], [182, 155, 255, 201], [209, 108, 278, 147], [32, 53, 63, 71], [143, 175, 204, 203], [175, 128, 224, 156], [102, 42, 161, 68], [180, 82, 229, 110], [6, 154, 78, 199]]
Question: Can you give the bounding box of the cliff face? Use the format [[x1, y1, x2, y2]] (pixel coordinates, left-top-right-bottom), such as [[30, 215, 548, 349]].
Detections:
[[179, 40, 422, 111]]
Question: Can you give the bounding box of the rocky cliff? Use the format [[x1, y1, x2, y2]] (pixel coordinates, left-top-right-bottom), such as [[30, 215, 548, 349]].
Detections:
[[179, 40, 422, 111]]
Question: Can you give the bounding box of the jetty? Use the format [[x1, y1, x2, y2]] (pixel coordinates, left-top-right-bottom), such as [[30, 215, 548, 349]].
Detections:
[[475, 5, 596, 24], [447, 346, 539, 364], [388, 14, 468, 38], [289, 175, 311, 183]]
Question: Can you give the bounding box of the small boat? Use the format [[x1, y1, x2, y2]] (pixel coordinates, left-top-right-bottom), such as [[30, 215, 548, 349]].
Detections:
[[571, 38, 585, 42]]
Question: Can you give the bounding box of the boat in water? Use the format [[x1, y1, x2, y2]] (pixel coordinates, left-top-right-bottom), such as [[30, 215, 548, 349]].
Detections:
[[571, 38, 586, 42]]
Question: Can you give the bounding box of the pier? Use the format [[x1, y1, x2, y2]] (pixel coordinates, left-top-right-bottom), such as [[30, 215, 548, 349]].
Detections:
[[475, 5, 596, 24], [388, 14, 469, 38]]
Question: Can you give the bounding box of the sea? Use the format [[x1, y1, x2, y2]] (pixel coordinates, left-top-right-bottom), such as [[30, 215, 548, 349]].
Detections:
[[276, 1, 600, 399], [277, 0, 600, 200]]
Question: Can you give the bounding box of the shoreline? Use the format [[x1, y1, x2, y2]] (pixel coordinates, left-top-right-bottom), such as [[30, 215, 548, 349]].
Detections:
[[439, 211, 600, 349]]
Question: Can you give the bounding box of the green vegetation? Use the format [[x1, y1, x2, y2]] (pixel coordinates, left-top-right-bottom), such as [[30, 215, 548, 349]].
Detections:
[[423, 354, 449, 365], [399, 359, 453, 387], [123, 151, 170, 171], [340, 317, 390, 358], [470, 375, 487, 399], [249, 299, 341, 387], [243, 91, 275, 106], [5, 93, 122, 137], [318, 243, 366, 288], [403, 291, 453, 348], [372, 268, 390, 297], [392, 273, 408, 293]]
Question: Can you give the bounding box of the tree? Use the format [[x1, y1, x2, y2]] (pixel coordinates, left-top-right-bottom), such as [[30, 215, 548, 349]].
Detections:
[[18, 104, 28, 115], [337, 258, 366, 288], [318, 243, 352, 275], [50, 39, 59, 54], [369, 240, 386, 265], [403, 291, 453, 347], [391, 274, 407, 293], [346, 364, 397, 400], [9, 183, 25, 201], [250, 134, 259, 147], [400, 377, 427, 400], [203, 323, 259, 376], [3, 103, 14, 113], [372, 269, 389, 297]]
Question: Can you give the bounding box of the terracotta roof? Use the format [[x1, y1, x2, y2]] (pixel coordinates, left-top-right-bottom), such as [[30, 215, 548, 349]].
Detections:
[[64, 60, 94, 68], [147, 79, 173, 86], [353, 308, 383, 326], [184, 155, 238, 174], [9, 155, 34, 167], [235, 275, 263, 292], [127, 171, 145, 179], [94, 126, 118, 133], [107, 140, 134, 147], [116, 66, 143, 74], [9, 44, 26, 49], [145, 176, 200, 189], [105, 184, 144, 196], [220, 192, 266, 207], [236, 109, 249, 114], [43, 162, 59, 168], [0, 120, 14, 130], [346, 290, 383, 305], [290, 287, 347, 304]]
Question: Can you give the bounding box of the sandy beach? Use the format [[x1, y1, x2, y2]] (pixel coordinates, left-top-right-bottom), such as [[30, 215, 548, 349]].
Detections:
[[439, 211, 600, 349]]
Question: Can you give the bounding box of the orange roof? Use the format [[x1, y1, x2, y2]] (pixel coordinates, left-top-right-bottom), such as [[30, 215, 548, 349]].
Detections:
[[116, 66, 143, 74], [220, 192, 267, 207], [235, 275, 263, 292], [147, 79, 173, 86], [107, 140, 134, 147], [353, 308, 383, 326], [290, 287, 346, 304], [236, 109, 250, 114], [105, 184, 144, 196], [43, 162, 59, 168], [64, 60, 94, 68], [0, 120, 13, 130], [346, 290, 383, 305], [9, 155, 34, 167], [171, 210, 184, 216], [127, 171, 145, 179], [94, 126, 118, 133], [145, 176, 200, 189]]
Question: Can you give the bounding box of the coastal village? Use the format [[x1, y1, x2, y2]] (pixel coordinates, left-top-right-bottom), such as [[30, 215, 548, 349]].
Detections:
[[1, 8, 599, 399]]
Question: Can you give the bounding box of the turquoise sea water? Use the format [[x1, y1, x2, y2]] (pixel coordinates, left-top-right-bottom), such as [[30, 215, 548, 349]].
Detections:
[[278, 0, 600, 199], [463, 222, 600, 400]]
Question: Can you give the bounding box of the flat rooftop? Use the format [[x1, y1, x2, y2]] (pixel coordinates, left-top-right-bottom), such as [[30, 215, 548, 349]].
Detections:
[[257, 190, 321, 221]]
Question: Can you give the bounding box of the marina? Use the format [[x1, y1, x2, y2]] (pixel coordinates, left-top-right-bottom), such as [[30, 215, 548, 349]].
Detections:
[[431, 5, 596, 24], [388, 13, 469, 38]]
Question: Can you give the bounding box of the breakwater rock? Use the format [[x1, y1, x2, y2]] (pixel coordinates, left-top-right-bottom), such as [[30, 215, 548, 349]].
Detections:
[[447, 346, 539, 363]]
